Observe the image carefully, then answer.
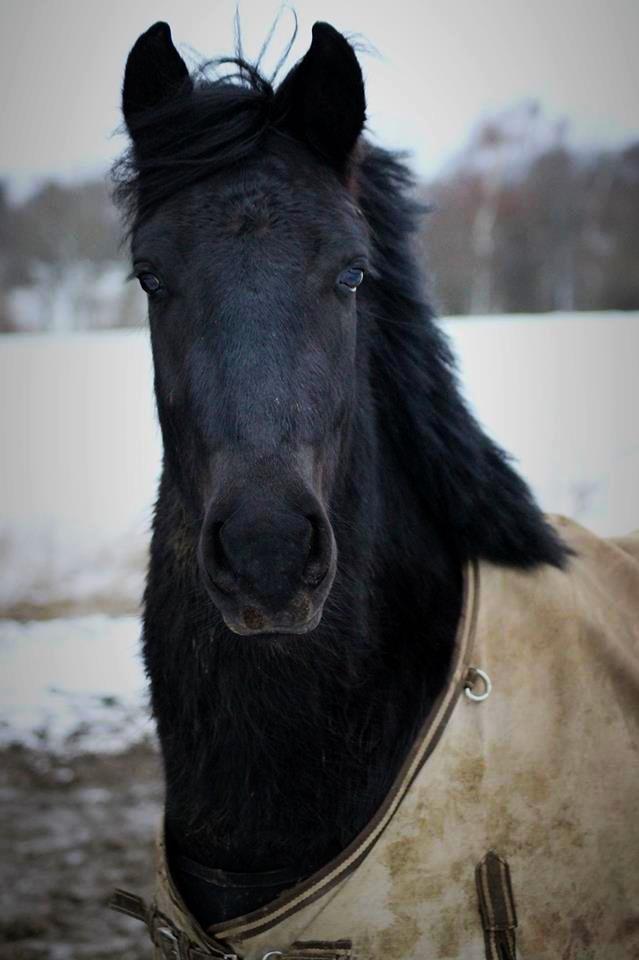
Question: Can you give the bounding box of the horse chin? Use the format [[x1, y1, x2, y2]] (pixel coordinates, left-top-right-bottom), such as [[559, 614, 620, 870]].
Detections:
[[223, 606, 324, 637]]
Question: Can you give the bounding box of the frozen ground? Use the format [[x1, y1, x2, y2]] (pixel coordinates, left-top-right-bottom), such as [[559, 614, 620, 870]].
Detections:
[[0, 312, 638, 752], [0, 616, 151, 753], [0, 744, 161, 960]]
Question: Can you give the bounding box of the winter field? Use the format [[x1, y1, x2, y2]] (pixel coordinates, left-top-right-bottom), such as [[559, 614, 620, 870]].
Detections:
[[1, 311, 638, 958], [1, 310, 638, 753]]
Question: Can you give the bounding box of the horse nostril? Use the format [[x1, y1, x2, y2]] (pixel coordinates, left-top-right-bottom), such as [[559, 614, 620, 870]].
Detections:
[[302, 514, 331, 588], [305, 569, 327, 588], [207, 520, 237, 594]]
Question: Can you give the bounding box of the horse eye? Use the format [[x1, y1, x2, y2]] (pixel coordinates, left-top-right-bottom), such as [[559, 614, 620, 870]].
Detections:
[[337, 266, 365, 293], [138, 272, 162, 295]]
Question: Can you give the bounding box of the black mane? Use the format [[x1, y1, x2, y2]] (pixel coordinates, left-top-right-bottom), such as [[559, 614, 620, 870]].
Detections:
[[356, 146, 568, 571]]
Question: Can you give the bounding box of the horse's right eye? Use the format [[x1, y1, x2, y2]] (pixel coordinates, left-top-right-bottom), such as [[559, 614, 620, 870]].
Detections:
[[337, 266, 365, 293], [138, 273, 162, 295]]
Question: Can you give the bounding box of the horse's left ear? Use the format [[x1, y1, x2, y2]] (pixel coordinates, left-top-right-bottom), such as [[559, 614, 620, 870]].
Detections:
[[273, 22, 366, 173], [122, 21, 192, 132]]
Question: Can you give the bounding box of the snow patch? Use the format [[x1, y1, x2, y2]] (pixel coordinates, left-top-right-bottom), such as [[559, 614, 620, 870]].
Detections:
[[0, 615, 151, 753]]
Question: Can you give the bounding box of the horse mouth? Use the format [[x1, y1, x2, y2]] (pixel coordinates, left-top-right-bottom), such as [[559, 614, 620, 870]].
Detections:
[[223, 606, 324, 637]]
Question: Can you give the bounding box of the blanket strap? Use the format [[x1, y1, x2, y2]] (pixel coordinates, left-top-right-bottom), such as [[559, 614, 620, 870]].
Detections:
[[110, 889, 238, 959], [110, 890, 352, 960], [475, 852, 518, 960]]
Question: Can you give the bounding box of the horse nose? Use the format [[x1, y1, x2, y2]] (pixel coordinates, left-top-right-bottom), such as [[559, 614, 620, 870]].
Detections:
[[199, 504, 334, 630], [220, 510, 313, 599]]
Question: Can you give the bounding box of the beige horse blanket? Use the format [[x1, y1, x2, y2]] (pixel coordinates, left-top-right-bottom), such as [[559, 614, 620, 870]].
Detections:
[[112, 515, 639, 959]]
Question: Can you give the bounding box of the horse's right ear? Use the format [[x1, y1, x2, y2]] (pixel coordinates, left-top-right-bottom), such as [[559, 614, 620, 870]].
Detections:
[[122, 21, 192, 131], [273, 22, 366, 174]]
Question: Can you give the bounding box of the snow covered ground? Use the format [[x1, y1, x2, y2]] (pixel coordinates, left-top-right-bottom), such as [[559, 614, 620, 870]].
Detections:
[[0, 615, 152, 753], [1, 312, 638, 751]]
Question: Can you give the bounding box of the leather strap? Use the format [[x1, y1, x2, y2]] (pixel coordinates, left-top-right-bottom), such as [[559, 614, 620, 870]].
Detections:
[[110, 889, 238, 959], [174, 854, 303, 889], [475, 852, 518, 960], [109, 889, 352, 960]]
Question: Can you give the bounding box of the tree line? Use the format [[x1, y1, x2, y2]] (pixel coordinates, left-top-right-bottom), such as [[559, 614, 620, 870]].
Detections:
[[1, 105, 638, 332]]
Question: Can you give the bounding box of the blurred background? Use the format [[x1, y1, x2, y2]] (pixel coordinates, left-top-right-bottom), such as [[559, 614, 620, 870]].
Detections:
[[1, 1, 638, 957]]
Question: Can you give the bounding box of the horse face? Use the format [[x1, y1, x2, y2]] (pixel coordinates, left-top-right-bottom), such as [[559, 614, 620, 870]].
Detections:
[[123, 23, 368, 635], [133, 154, 368, 633]]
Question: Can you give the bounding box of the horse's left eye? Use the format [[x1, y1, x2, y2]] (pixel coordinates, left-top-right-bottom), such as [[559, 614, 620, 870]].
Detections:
[[337, 267, 365, 293], [138, 272, 162, 295]]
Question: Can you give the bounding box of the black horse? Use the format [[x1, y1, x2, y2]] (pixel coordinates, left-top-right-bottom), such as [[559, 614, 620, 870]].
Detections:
[[117, 20, 566, 928]]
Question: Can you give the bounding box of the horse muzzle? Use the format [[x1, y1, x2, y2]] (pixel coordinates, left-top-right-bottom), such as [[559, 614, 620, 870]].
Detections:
[[197, 494, 337, 636]]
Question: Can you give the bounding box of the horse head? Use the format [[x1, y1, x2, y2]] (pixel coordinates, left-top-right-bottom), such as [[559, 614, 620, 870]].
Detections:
[[122, 22, 368, 636]]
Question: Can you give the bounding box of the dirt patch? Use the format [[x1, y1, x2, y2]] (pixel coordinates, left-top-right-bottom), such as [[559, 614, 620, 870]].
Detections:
[[1, 597, 140, 623], [0, 742, 163, 959]]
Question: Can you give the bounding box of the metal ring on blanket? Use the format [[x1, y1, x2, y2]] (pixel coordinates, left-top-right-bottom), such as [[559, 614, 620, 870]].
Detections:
[[464, 667, 492, 702]]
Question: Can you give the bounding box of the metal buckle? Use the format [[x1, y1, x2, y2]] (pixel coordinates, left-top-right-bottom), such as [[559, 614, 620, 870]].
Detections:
[[155, 923, 182, 959], [268, 952, 351, 960], [188, 948, 237, 960]]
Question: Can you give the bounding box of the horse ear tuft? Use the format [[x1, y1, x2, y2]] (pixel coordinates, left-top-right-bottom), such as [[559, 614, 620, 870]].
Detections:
[[273, 22, 366, 173], [122, 21, 192, 131]]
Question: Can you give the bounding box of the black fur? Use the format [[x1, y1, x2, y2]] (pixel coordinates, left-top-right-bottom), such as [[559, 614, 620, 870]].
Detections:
[[116, 20, 568, 927]]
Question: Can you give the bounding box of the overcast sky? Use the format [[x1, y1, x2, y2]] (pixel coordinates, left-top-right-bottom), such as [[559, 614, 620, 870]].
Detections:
[[1, 0, 638, 192]]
